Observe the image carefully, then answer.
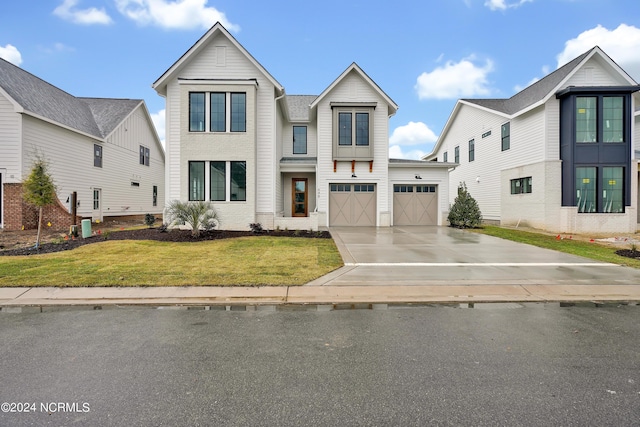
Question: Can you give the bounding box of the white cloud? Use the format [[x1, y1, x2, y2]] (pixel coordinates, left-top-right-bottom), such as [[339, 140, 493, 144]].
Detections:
[[0, 44, 23, 66], [389, 145, 428, 161], [484, 0, 533, 11], [557, 24, 640, 81], [390, 121, 438, 146], [115, 0, 240, 31], [53, 0, 113, 25], [150, 109, 166, 148], [415, 55, 494, 99]]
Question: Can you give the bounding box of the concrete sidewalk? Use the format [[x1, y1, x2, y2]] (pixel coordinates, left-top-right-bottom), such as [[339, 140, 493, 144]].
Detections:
[[1, 283, 639, 309]]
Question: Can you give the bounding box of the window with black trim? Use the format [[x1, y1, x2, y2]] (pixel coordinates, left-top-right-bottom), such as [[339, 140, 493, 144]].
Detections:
[[153, 185, 158, 207], [576, 166, 624, 213], [230, 93, 246, 132], [189, 161, 205, 201], [293, 126, 307, 154], [333, 106, 374, 160], [94, 144, 102, 168], [501, 122, 510, 151], [510, 177, 532, 194], [230, 161, 246, 201], [443, 151, 448, 162], [189, 93, 205, 132], [210, 92, 226, 132], [576, 96, 624, 143], [210, 161, 226, 201], [469, 139, 475, 162], [454, 146, 460, 163], [188, 91, 246, 133]]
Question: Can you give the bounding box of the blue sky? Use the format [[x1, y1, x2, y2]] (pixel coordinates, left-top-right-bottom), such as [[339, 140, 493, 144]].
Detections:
[[2, 0, 640, 159]]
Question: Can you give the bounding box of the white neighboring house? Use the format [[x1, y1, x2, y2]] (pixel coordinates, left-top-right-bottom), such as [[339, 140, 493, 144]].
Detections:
[[153, 22, 452, 231], [0, 58, 165, 231], [424, 46, 640, 234]]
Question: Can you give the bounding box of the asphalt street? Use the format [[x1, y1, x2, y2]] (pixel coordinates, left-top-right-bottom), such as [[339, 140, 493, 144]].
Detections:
[[0, 304, 638, 426]]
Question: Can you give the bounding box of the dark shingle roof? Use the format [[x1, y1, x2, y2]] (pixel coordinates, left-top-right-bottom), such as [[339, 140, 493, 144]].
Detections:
[[0, 58, 140, 139], [285, 95, 317, 121], [462, 48, 594, 114]]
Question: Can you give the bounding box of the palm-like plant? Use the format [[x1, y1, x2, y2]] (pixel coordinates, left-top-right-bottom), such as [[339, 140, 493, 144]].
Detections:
[[165, 200, 219, 237]]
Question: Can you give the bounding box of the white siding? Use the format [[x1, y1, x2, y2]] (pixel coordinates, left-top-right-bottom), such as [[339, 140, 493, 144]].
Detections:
[[564, 56, 630, 87], [0, 92, 22, 182], [315, 70, 390, 227], [21, 114, 164, 219]]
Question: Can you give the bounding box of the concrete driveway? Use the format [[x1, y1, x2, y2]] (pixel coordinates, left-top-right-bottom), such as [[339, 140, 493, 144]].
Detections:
[[311, 226, 640, 287]]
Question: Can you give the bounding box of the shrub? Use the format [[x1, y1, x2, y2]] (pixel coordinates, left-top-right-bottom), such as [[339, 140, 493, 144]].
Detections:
[[23, 155, 57, 248], [249, 223, 264, 234], [165, 200, 219, 237], [448, 182, 482, 229], [144, 213, 156, 227]]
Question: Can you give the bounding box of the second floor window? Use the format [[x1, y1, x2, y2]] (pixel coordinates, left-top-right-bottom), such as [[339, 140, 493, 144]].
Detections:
[[189, 91, 246, 133], [94, 144, 102, 168], [140, 146, 150, 166], [454, 146, 460, 163], [501, 122, 510, 151], [469, 139, 475, 162], [293, 126, 307, 154]]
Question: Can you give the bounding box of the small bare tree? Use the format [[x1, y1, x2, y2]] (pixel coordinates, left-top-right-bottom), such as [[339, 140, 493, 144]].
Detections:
[[23, 156, 57, 248]]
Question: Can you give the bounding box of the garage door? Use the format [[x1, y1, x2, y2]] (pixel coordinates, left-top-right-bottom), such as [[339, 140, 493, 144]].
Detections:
[[329, 184, 376, 226], [393, 184, 438, 225]]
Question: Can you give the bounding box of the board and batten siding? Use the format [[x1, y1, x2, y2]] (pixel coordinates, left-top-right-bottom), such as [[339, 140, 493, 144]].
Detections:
[[0, 92, 22, 182], [315, 70, 390, 226]]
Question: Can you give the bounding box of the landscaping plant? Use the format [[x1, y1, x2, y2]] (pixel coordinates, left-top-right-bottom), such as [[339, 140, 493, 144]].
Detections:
[[165, 200, 219, 237], [448, 182, 482, 229], [22, 155, 57, 248]]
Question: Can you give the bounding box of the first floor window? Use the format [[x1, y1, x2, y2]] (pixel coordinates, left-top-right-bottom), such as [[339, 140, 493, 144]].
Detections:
[[210, 161, 226, 201], [603, 167, 623, 213], [230, 161, 246, 201], [189, 161, 205, 201], [153, 185, 158, 207], [293, 126, 307, 154], [510, 177, 532, 194], [94, 144, 102, 168], [575, 166, 624, 213], [189, 92, 205, 132]]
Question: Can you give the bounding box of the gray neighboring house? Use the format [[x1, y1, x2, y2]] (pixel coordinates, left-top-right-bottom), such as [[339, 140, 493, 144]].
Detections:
[[425, 46, 640, 234], [0, 58, 165, 230]]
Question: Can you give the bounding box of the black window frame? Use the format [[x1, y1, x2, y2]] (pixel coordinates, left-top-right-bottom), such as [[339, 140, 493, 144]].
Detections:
[[189, 92, 206, 132], [293, 126, 307, 154], [454, 146, 460, 163], [188, 161, 205, 201], [210, 161, 226, 202], [230, 92, 246, 132], [510, 177, 532, 195], [139, 145, 150, 166], [230, 161, 246, 201], [468, 139, 475, 162], [501, 122, 510, 151], [210, 92, 226, 132], [94, 144, 102, 168]]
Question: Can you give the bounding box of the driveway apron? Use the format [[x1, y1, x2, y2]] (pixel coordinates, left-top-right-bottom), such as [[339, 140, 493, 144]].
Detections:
[[311, 226, 640, 287]]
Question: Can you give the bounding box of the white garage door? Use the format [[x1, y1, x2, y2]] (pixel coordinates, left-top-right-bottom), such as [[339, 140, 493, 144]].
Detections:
[[329, 184, 376, 226], [393, 184, 438, 225]]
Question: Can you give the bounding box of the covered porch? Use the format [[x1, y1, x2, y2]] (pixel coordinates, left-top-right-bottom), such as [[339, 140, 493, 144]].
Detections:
[[277, 158, 319, 231]]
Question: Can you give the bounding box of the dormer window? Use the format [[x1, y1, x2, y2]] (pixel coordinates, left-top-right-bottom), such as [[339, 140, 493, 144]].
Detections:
[[332, 104, 375, 160]]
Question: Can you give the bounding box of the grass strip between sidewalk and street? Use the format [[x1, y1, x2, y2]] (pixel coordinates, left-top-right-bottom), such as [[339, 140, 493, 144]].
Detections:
[[475, 225, 640, 268], [0, 237, 343, 287]]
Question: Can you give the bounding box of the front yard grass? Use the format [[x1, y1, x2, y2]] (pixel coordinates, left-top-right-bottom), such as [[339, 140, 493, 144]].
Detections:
[[475, 225, 640, 268], [0, 237, 343, 287]]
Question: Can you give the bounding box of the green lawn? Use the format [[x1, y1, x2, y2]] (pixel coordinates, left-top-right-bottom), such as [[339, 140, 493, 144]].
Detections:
[[475, 225, 640, 268], [0, 237, 343, 287]]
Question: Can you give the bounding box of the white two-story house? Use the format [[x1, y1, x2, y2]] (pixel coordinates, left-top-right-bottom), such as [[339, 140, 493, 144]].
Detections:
[[0, 58, 165, 231], [425, 47, 640, 234], [153, 23, 452, 230]]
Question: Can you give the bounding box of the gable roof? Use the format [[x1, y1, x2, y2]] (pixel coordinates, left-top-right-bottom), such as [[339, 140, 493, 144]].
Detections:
[[424, 46, 639, 160], [310, 63, 398, 116], [152, 22, 284, 96], [0, 58, 145, 141]]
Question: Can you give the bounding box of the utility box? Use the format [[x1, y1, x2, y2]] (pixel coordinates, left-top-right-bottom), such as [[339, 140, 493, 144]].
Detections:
[[81, 219, 92, 238]]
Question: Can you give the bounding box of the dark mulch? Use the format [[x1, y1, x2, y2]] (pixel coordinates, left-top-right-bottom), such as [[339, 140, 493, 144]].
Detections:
[[0, 228, 331, 257], [615, 249, 640, 260]]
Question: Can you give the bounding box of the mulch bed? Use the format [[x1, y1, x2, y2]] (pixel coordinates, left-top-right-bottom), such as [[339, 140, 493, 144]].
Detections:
[[615, 249, 640, 260], [0, 228, 331, 257]]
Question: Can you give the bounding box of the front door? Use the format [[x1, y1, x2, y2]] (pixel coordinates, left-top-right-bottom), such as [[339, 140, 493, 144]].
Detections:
[[92, 188, 102, 222], [292, 178, 308, 217]]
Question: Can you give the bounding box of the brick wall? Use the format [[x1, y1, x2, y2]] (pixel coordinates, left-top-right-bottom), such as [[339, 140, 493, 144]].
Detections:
[[2, 183, 80, 231]]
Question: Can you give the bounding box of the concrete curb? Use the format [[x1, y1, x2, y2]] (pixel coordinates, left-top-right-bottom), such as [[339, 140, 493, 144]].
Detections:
[[1, 284, 640, 309]]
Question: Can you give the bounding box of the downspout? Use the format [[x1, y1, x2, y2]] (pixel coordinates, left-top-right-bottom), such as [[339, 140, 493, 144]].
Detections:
[[273, 91, 286, 229]]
